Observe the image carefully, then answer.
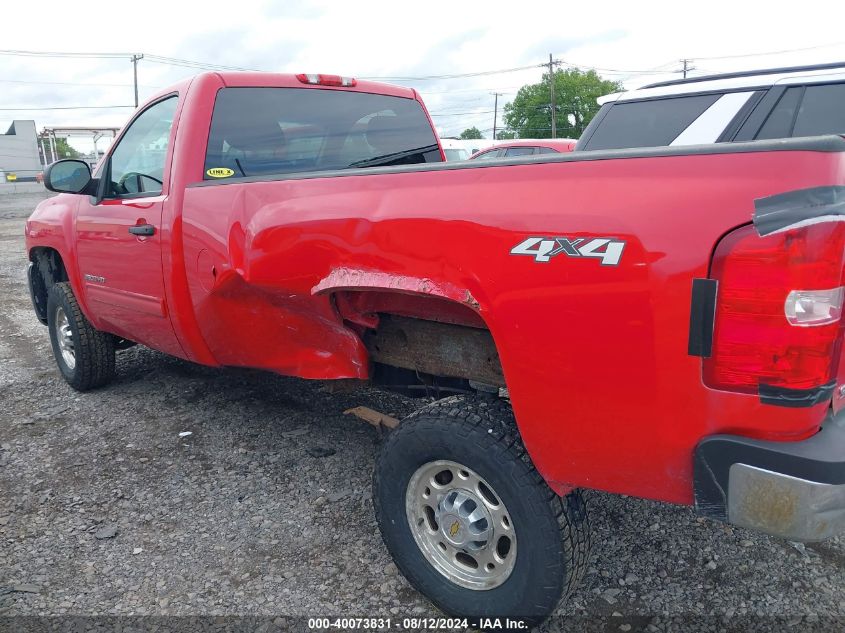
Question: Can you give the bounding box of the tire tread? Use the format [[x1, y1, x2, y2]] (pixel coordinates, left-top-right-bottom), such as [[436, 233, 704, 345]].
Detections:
[[47, 282, 115, 391], [374, 395, 591, 623]]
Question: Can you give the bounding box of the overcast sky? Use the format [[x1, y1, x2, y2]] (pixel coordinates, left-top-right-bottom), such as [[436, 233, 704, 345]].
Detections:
[[3, 0, 845, 153]]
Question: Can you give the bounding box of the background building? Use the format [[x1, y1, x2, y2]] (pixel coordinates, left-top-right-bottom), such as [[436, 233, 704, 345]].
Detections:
[[0, 120, 42, 181]]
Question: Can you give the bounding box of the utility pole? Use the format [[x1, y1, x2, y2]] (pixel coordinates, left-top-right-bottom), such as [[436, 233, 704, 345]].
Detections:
[[549, 54, 556, 139], [681, 58, 694, 79], [491, 92, 503, 140], [131, 54, 144, 108]]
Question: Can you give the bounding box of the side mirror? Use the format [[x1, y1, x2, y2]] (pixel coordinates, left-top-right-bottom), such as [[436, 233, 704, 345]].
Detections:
[[44, 159, 93, 194]]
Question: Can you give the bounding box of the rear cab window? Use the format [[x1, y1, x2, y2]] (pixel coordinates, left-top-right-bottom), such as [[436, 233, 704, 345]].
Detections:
[[203, 87, 442, 180]]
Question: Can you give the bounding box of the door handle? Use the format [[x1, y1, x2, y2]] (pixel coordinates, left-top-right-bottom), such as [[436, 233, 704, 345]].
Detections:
[[129, 224, 155, 236]]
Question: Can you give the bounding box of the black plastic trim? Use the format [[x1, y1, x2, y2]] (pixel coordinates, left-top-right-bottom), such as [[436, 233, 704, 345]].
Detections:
[[42, 159, 93, 195], [694, 406, 845, 521], [643, 60, 845, 89], [759, 381, 837, 408], [786, 85, 808, 137], [188, 135, 845, 189], [688, 278, 717, 357], [733, 86, 786, 141], [573, 102, 611, 151], [752, 185, 845, 237], [716, 90, 766, 143], [26, 262, 48, 325]]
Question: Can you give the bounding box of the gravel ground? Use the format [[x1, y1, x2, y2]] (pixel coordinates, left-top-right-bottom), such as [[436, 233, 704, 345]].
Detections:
[[0, 190, 843, 632]]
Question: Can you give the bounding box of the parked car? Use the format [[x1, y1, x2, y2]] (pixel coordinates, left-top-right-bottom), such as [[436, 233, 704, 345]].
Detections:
[[470, 138, 576, 159], [27, 70, 845, 628], [439, 138, 493, 160], [438, 139, 470, 161], [577, 61, 845, 150]]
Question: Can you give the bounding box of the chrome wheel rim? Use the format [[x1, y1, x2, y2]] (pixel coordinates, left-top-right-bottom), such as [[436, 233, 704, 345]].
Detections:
[[54, 306, 75, 370], [405, 459, 517, 590]]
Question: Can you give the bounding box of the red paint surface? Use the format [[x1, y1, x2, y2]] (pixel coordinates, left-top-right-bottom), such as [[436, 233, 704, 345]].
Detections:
[[25, 72, 845, 505]]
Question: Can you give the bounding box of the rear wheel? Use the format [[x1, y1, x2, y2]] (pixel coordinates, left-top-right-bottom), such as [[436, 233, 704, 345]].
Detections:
[[47, 282, 115, 391], [373, 395, 591, 627]]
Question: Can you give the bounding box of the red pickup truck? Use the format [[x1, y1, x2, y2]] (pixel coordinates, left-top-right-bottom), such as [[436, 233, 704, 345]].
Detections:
[[25, 71, 845, 625]]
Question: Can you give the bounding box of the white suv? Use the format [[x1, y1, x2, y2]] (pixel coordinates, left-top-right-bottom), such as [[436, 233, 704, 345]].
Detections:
[[576, 61, 845, 151]]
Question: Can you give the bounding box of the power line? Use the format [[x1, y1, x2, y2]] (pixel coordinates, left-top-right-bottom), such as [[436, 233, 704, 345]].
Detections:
[[0, 77, 161, 89], [0, 48, 261, 72], [0, 48, 644, 84], [144, 54, 259, 72], [691, 41, 845, 61], [150, 56, 541, 80], [418, 86, 520, 95], [0, 105, 134, 111], [429, 110, 496, 117], [553, 57, 674, 75], [360, 64, 543, 81], [428, 101, 497, 113], [0, 49, 132, 58]]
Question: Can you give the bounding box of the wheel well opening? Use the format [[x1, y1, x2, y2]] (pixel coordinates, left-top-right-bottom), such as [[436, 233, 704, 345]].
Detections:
[[29, 248, 68, 324], [333, 290, 505, 398]]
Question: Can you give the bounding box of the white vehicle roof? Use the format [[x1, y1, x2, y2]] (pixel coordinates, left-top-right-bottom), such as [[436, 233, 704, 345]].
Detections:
[[599, 61, 845, 105], [439, 138, 496, 151]]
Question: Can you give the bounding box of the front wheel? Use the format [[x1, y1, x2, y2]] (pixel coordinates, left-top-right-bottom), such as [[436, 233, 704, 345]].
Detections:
[[373, 396, 591, 627], [47, 282, 115, 391]]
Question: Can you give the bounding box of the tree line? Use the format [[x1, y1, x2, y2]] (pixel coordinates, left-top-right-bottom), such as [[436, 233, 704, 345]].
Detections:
[[459, 68, 621, 140]]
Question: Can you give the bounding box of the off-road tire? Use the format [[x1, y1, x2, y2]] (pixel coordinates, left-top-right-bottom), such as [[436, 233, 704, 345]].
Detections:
[[47, 282, 115, 391], [373, 395, 591, 627]]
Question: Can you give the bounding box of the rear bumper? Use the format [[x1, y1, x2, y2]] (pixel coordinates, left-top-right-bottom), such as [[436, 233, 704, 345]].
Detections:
[[694, 408, 845, 542]]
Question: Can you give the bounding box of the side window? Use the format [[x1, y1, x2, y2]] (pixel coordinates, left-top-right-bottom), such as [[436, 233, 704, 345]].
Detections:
[[106, 96, 178, 198], [792, 83, 845, 137], [537, 147, 559, 154], [756, 87, 803, 140], [580, 94, 720, 151], [505, 147, 536, 157]]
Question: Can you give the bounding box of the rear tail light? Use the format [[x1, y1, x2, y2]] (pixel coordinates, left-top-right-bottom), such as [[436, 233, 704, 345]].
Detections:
[[296, 73, 357, 87], [703, 222, 845, 394]]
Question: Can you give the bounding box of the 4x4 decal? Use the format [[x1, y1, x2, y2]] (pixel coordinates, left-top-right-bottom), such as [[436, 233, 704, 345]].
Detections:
[[510, 236, 626, 266]]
